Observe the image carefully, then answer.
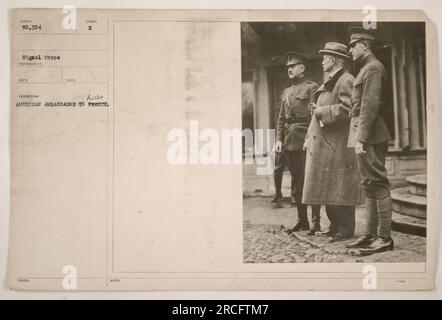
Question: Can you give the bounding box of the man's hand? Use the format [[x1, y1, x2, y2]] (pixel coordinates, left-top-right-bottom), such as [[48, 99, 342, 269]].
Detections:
[[355, 141, 366, 154], [303, 140, 308, 151], [275, 141, 283, 153], [308, 103, 322, 119], [313, 108, 322, 119], [308, 103, 317, 112]]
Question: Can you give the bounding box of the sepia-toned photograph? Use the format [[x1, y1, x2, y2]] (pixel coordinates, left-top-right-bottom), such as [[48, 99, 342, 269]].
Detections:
[[242, 22, 427, 264], [6, 7, 437, 292]]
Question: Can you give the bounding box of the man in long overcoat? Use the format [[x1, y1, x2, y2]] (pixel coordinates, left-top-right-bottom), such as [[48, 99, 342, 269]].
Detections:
[[302, 42, 363, 242], [275, 52, 321, 233]]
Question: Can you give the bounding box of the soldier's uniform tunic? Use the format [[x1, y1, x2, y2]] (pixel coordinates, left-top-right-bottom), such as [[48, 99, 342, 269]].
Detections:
[[276, 77, 320, 225]]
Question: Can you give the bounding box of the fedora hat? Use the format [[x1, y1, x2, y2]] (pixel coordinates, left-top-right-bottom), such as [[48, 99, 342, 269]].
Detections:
[[318, 42, 351, 59]]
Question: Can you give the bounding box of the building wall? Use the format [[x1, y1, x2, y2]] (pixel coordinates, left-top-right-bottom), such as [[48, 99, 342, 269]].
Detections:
[[241, 22, 427, 194]]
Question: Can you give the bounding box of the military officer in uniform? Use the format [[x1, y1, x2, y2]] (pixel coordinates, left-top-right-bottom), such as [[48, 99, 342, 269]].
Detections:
[[275, 52, 321, 233], [345, 28, 395, 255]]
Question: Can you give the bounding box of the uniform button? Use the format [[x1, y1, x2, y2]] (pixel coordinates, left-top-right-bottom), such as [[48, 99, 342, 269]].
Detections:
[[313, 136, 316, 139]]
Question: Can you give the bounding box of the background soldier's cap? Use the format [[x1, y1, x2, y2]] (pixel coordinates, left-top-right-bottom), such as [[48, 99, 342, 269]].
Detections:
[[348, 27, 377, 46], [318, 42, 351, 59], [285, 51, 309, 66]]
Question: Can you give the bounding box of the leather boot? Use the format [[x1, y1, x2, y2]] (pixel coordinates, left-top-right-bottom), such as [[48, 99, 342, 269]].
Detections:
[[359, 237, 394, 255], [315, 228, 334, 237], [271, 169, 283, 203], [347, 197, 378, 247], [345, 235, 377, 248], [329, 232, 351, 243], [270, 193, 283, 203], [286, 220, 310, 234], [285, 204, 309, 233], [307, 222, 320, 235], [307, 205, 321, 235]]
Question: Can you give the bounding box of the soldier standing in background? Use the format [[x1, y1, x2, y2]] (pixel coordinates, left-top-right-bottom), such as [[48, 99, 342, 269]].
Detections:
[[275, 52, 321, 233], [345, 28, 395, 255]]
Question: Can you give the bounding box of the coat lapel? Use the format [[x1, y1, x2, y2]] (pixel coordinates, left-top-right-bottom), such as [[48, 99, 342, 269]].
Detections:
[[315, 67, 345, 100]]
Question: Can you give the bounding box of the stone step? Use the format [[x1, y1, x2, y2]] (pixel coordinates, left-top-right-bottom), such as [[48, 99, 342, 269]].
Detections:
[[392, 211, 426, 237], [406, 174, 426, 196], [391, 187, 426, 219]]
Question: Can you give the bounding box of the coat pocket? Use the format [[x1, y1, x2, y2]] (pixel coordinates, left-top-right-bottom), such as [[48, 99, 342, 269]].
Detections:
[[294, 94, 310, 116], [320, 133, 336, 151]]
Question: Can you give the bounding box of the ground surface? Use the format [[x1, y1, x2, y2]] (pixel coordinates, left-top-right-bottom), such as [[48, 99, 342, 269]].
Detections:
[[243, 197, 426, 263]]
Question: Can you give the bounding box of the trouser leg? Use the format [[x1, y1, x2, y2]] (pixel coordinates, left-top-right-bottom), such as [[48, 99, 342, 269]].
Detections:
[[374, 184, 393, 240], [286, 150, 308, 223], [311, 205, 321, 226], [307, 204, 321, 235], [325, 205, 339, 234], [356, 142, 392, 239], [273, 151, 285, 196], [337, 205, 356, 237], [290, 174, 296, 204]]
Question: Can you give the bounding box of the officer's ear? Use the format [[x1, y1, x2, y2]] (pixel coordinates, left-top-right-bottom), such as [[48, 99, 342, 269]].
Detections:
[[360, 40, 373, 51], [299, 64, 306, 73]]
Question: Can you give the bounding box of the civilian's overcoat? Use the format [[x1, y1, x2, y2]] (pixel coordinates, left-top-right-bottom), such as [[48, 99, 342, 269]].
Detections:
[[302, 68, 363, 205]]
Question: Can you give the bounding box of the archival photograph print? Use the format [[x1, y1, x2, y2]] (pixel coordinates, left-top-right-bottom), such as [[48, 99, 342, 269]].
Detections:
[[9, 7, 436, 291], [242, 22, 427, 263]]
